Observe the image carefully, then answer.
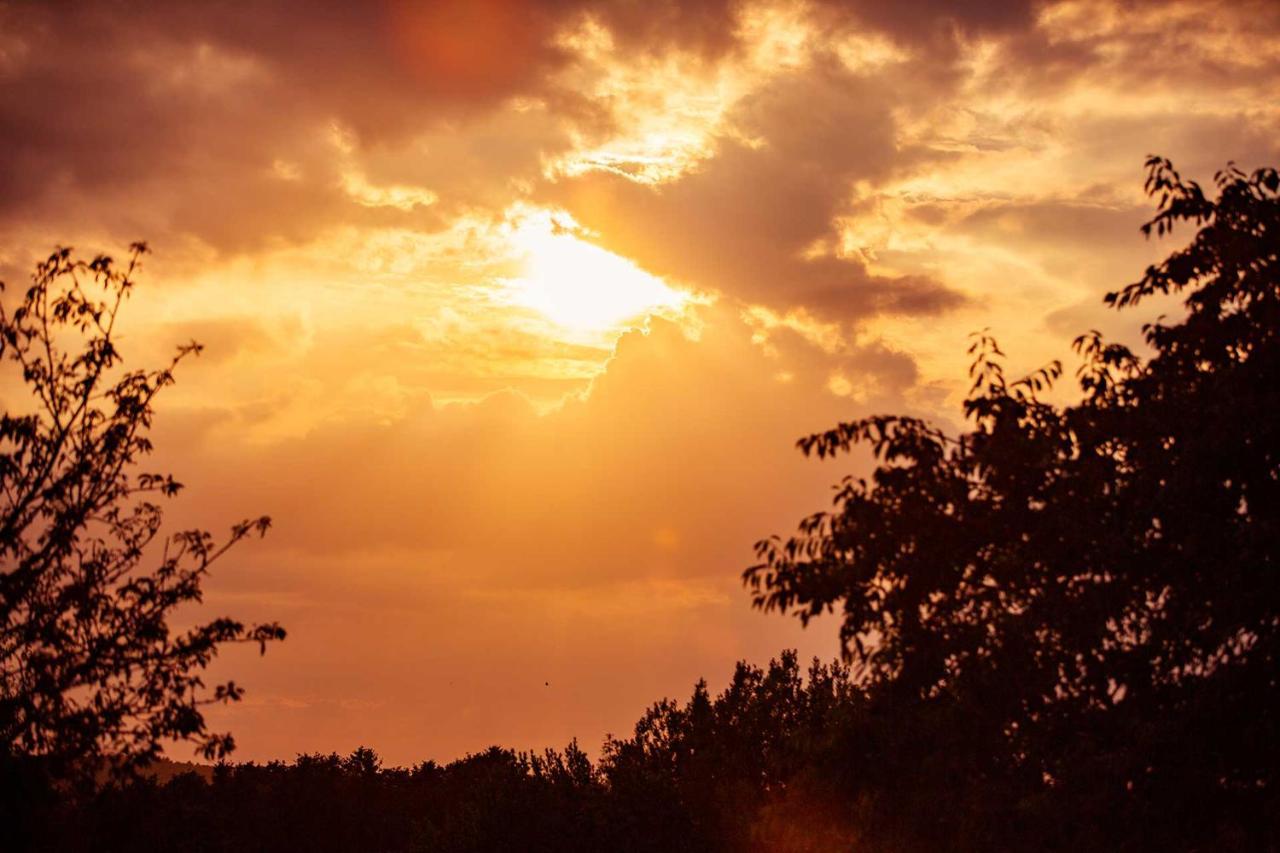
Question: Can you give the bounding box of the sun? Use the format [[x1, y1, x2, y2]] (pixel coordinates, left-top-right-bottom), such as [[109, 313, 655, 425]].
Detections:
[[507, 213, 685, 333]]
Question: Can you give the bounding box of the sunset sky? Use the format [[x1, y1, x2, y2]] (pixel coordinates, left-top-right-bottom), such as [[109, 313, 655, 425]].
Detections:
[[2, 0, 1278, 765]]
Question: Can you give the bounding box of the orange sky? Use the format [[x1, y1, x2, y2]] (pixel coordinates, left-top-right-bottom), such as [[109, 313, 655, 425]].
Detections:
[[1, 0, 1278, 765]]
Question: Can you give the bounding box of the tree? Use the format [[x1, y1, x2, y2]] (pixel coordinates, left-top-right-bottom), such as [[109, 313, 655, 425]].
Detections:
[[0, 244, 284, 781], [601, 652, 868, 852], [746, 158, 1279, 846]]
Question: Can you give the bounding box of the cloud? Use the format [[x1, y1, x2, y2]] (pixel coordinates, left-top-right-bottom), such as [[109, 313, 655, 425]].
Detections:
[[814, 0, 1043, 47], [0, 0, 783, 255], [154, 304, 920, 572], [0, 0, 621, 251], [544, 57, 968, 319]]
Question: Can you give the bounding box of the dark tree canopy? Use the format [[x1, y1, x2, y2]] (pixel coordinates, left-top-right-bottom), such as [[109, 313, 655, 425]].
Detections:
[[746, 157, 1280, 841], [0, 245, 283, 781], [19, 653, 875, 853]]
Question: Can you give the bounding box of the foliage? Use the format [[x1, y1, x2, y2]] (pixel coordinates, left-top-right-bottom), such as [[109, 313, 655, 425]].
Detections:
[[745, 157, 1280, 845], [26, 653, 1101, 852], [0, 245, 284, 782], [24, 654, 873, 853], [602, 652, 867, 851]]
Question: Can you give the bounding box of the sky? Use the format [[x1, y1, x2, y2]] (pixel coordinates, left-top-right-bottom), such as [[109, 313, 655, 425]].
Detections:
[[1, 0, 1278, 765]]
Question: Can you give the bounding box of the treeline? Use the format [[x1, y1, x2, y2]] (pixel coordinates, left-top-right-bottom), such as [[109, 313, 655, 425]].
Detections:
[[18, 653, 856, 853], [9, 650, 1265, 851]]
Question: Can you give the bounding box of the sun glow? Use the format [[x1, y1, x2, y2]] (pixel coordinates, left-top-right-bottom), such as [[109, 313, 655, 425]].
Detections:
[[507, 213, 686, 333]]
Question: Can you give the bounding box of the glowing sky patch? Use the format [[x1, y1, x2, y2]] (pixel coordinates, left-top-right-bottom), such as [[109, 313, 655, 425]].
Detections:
[[506, 212, 686, 333]]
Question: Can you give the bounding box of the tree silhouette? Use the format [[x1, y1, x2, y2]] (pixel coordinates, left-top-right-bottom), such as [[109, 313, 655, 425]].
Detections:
[[746, 157, 1280, 846], [30, 656, 869, 853], [602, 652, 868, 851], [0, 245, 284, 782]]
